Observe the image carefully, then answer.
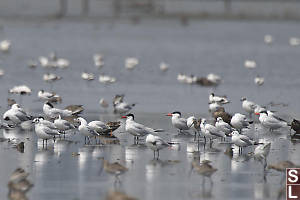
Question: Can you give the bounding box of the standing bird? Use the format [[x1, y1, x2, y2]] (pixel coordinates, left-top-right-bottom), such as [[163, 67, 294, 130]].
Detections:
[[187, 116, 201, 140], [209, 102, 223, 113], [3, 104, 32, 125], [241, 97, 256, 117], [253, 142, 271, 169], [76, 117, 99, 144], [146, 134, 170, 159], [54, 115, 75, 137], [230, 113, 253, 132], [122, 113, 164, 143], [88, 120, 111, 135], [166, 111, 189, 133], [99, 98, 109, 109], [255, 111, 288, 131], [191, 160, 217, 178], [212, 107, 232, 124], [43, 102, 75, 119], [231, 130, 257, 153], [100, 158, 128, 182], [201, 118, 226, 145], [33, 118, 60, 147], [215, 117, 232, 136], [291, 119, 300, 135]]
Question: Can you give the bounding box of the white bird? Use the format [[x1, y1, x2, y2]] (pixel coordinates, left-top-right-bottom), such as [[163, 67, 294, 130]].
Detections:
[[201, 118, 225, 143], [56, 58, 70, 69], [206, 73, 221, 85], [209, 93, 229, 104], [230, 113, 253, 131], [215, 117, 232, 136], [99, 75, 116, 84], [0, 40, 11, 52], [125, 57, 139, 70], [38, 90, 57, 101], [43, 102, 73, 119], [254, 75, 264, 86], [0, 69, 4, 77], [93, 54, 104, 68], [146, 134, 170, 159], [231, 130, 257, 153], [209, 102, 223, 113], [3, 104, 32, 125], [264, 35, 273, 44], [241, 97, 256, 117], [99, 98, 109, 109], [43, 73, 62, 83], [254, 104, 267, 114], [177, 73, 187, 83], [114, 102, 135, 114], [33, 118, 60, 146], [166, 111, 189, 133], [254, 142, 271, 164], [122, 113, 163, 142], [255, 111, 288, 131], [289, 37, 300, 46], [81, 72, 94, 81], [244, 60, 257, 69], [76, 117, 99, 144], [9, 85, 31, 95], [54, 115, 75, 135], [159, 62, 169, 72], [88, 120, 111, 134]]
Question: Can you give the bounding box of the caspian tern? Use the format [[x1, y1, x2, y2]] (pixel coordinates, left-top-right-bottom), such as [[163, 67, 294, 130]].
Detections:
[[209, 93, 230, 104], [166, 111, 189, 133], [146, 134, 170, 159], [76, 117, 100, 144], [3, 104, 32, 125], [255, 111, 288, 131], [215, 117, 232, 136], [122, 113, 164, 143], [230, 113, 253, 131], [241, 97, 256, 117], [231, 130, 257, 153]]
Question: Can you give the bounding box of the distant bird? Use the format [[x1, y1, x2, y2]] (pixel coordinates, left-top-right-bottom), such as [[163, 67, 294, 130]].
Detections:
[[64, 105, 84, 115], [99, 98, 109, 109], [125, 57, 139, 70], [93, 54, 104, 68], [33, 118, 60, 146], [231, 130, 257, 153], [43, 73, 62, 83], [146, 134, 170, 159], [212, 107, 232, 124], [191, 160, 217, 178], [264, 34, 273, 44], [291, 119, 300, 134], [99, 75, 116, 84], [100, 158, 128, 180], [81, 72, 94, 81], [9, 85, 32, 95], [230, 113, 253, 131], [215, 117, 232, 136], [7, 98, 16, 107], [76, 117, 99, 144], [206, 73, 221, 85], [0, 40, 11, 52], [166, 111, 189, 133], [209, 93, 229, 104], [268, 160, 299, 172], [0, 69, 4, 77], [201, 118, 226, 144], [254, 75, 264, 86], [3, 104, 32, 125], [56, 58, 70, 69], [122, 113, 164, 142], [289, 37, 300, 46], [244, 60, 256, 69], [38, 90, 58, 101], [113, 95, 135, 114], [241, 97, 256, 117], [159, 62, 169, 72], [27, 59, 38, 69], [255, 111, 288, 131]]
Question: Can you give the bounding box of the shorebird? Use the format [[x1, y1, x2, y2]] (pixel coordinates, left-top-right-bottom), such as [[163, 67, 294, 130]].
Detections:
[[146, 134, 170, 159], [254, 75, 264, 86], [209, 93, 230, 104], [241, 97, 256, 117], [244, 60, 256, 69], [166, 111, 189, 133], [215, 117, 232, 136], [159, 62, 169, 72], [100, 158, 128, 181], [76, 117, 100, 144], [125, 57, 139, 70], [33, 118, 60, 147], [230, 113, 253, 131], [255, 111, 288, 131], [212, 107, 232, 124], [231, 130, 257, 153], [54, 115, 76, 137], [3, 104, 32, 125], [191, 160, 217, 178], [122, 113, 164, 143], [187, 116, 201, 140]]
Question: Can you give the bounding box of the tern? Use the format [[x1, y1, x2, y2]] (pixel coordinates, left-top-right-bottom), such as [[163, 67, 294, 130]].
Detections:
[[122, 113, 164, 143], [43, 102, 75, 119], [146, 134, 170, 159], [230, 113, 253, 131], [209, 93, 230, 104], [255, 111, 288, 131], [230, 130, 257, 153], [38, 90, 61, 102], [166, 111, 189, 133]]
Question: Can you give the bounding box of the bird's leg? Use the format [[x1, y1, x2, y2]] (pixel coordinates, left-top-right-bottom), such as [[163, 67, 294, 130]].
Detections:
[[157, 150, 159, 160], [153, 150, 155, 159], [203, 136, 206, 144], [46, 139, 48, 147], [194, 132, 197, 141], [137, 137, 139, 144], [110, 130, 113, 137], [42, 140, 44, 148], [53, 136, 56, 143], [88, 137, 91, 144], [84, 136, 86, 144]]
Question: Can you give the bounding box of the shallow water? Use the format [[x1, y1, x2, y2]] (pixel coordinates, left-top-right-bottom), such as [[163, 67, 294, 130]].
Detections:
[[0, 18, 300, 200]]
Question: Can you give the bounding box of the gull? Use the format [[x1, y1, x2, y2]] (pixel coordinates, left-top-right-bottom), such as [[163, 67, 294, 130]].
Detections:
[[0, 69, 4, 77], [3, 104, 32, 125], [255, 111, 288, 131], [54, 115, 75, 137], [81, 72, 94, 81], [209, 102, 223, 113], [241, 97, 256, 117], [254, 104, 267, 114], [99, 98, 109, 109], [99, 75, 116, 84], [125, 57, 139, 70], [56, 58, 70, 69], [113, 95, 135, 114], [9, 85, 31, 95], [122, 113, 164, 142], [76, 117, 99, 144], [206, 73, 221, 85], [43, 102, 74, 119], [289, 37, 300, 46], [33, 118, 60, 147], [38, 90, 57, 101], [253, 142, 271, 169], [209, 93, 229, 104], [264, 34, 273, 44], [230, 113, 253, 131], [146, 134, 170, 159], [159, 62, 169, 72], [254, 75, 264, 86], [88, 120, 111, 135], [231, 130, 257, 153], [43, 73, 62, 83], [201, 118, 226, 144], [99, 158, 128, 181], [244, 60, 256, 69], [0, 40, 11, 52], [166, 111, 189, 133], [93, 54, 104, 68], [215, 117, 232, 136]]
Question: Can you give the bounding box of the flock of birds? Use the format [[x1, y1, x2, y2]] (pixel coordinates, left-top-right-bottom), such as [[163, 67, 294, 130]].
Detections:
[[1, 32, 300, 200]]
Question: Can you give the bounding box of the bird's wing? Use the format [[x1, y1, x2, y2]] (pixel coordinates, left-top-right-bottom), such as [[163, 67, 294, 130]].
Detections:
[[15, 111, 30, 121], [43, 126, 60, 136], [239, 135, 253, 145]]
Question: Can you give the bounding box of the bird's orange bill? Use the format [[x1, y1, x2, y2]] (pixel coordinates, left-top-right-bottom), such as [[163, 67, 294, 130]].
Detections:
[[166, 113, 172, 116]]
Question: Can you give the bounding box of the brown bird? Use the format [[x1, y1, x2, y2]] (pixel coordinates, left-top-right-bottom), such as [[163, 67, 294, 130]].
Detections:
[[195, 77, 216, 86], [105, 190, 138, 200], [212, 107, 232, 124], [291, 119, 300, 134], [100, 158, 128, 178], [192, 160, 217, 177], [7, 98, 16, 107], [64, 105, 84, 115], [268, 161, 299, 172]]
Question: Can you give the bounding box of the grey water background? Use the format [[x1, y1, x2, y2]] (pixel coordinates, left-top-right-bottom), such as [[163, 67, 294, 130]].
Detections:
[[0, 18, 300, 200]]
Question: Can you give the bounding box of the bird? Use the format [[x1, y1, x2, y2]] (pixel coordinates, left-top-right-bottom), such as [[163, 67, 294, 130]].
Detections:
[[88, 120, 111, 135], [268, 160, 299, 172], [99, 158, 128, 181], [215, 117, 232, 136], [244, 60, 256, 69], [37, 90, 61, 102], [241, 97, 256, 117], [212, 107, 232, 124], [3, 104, 32, 125], [209, 102, 223, 113], [264, 34, 273, 44], [0, 40, 11, 52], [230, 113, 253, 131], [64, 105, 84, 115], [99, 75, 116, 84], [253, 142, 271, 169], [187, 116, 201, 140], [93, 54, 104, 68], [81, 72, 94, 81], [122, 113, 164, 143], [54, 115, 75, 137], [255, 111, 288, 131], [289, 37, 300, 46], [159, 62, 169, 72], [166, 111, 189, 133], [76, 117, 100, 144], [254, 75, 264, 86], [201, 118, 226, 144], [105, 190, 137, 200], [125, 57, 139, 70], [99, 98, 109, 109], [146, 134, 170, 159], [231, 130, 257, 153], [0, 68, 4, 77], [191, 160, 217, 178], [43, 73, 62, 83], [9, 85, 32, 95], [33, 118, 61, 147], [113, 95, 135, 114], [209, 93, 230, 104], [291, 119, 300, 134], [206, 73, 221, 85], [43, 102, 74, 119]]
